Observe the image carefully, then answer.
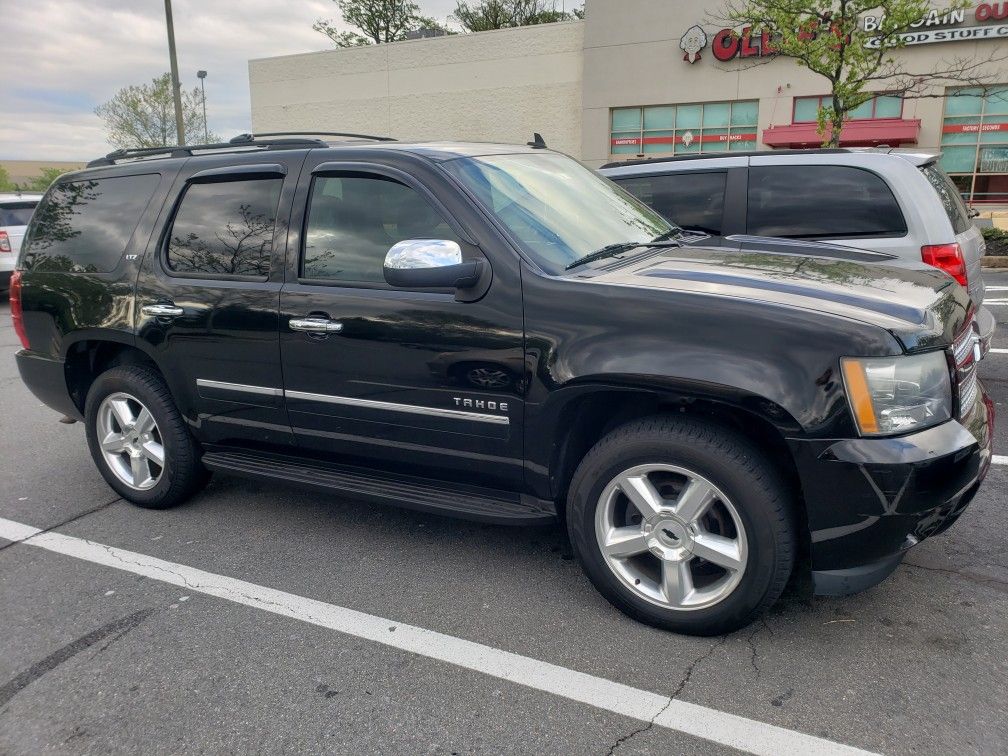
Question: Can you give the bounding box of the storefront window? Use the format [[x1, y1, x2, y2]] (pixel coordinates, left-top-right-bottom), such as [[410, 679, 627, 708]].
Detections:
[[609, 100, 758, 158], [941, 86, 1008, 204], [792, 94, 903, 123]]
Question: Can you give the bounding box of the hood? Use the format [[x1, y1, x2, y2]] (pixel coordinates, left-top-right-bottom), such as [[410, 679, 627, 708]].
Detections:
[[588, 243, 970, 351]]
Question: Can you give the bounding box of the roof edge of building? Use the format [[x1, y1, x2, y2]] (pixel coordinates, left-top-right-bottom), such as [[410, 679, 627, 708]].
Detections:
[[249, 19, 585, 65]]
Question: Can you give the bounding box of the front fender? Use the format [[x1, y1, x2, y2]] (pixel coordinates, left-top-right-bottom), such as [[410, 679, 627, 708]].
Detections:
[[524, 275, 901, 432]]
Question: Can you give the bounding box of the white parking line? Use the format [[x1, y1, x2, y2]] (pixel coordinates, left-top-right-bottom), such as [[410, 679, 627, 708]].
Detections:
[[986, 286, 1008, 291], [994, 455, 1008, 466], [990, 348, 1008, 354], [0, 516, 875, 756]]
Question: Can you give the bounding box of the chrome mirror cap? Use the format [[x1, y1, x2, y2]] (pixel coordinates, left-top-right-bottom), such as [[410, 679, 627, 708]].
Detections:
[[384, 239, 463, 271]]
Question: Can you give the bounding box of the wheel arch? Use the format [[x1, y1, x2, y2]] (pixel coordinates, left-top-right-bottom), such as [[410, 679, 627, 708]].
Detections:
[[63, 337, 165, 416], [539, 381, 807, 541]]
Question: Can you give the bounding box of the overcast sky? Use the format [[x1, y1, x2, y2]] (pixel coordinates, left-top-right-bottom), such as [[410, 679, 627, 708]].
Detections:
[[0, 0, 461, 162]]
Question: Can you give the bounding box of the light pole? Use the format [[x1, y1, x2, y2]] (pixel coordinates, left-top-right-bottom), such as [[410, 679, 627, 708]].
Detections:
[[197, 70, 208, 143], [164, 0, 186, 146]]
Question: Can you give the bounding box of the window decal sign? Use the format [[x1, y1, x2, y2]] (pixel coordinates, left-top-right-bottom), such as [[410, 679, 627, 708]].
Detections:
[[942, 122, 1008, 134]]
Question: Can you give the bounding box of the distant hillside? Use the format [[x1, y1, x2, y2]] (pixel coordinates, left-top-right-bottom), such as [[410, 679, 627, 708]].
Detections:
[[1, 160, 85, 186]]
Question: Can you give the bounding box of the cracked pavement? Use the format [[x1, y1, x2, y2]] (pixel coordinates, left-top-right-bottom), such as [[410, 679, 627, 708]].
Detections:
[[2, 274, 1008, 755]]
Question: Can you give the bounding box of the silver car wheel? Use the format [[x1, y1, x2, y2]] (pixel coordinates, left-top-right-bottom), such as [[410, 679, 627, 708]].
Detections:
[[594, 463, 748, 611], [96, 392, 165, 491]]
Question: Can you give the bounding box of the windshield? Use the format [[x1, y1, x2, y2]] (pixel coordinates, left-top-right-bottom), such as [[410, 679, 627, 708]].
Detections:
[[441, 152, 676, 274]]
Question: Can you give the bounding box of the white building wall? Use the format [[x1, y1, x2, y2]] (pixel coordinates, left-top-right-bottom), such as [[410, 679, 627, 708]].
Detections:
[[249, 22, 584, 158]]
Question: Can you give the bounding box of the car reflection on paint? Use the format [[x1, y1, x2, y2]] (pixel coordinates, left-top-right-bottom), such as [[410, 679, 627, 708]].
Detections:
[[427, 347, 527, 393]]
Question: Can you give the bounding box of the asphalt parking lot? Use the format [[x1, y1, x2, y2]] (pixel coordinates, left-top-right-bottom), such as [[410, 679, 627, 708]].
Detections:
[[1, 272, 1007, 756]]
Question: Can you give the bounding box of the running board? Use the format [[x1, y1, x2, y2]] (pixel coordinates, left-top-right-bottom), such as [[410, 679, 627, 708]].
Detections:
[[201, 450, 557, 525]]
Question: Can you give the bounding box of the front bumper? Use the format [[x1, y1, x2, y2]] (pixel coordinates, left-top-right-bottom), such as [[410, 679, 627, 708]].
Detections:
[[788, 380, 994, 596]]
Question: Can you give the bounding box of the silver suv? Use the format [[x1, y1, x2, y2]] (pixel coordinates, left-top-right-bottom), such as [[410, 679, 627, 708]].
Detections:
[[1, 193, 42, 293], [601, 149, 994, 351]]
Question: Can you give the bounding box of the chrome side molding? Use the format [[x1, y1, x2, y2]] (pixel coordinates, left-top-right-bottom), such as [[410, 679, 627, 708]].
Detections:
[[196, 379, 283, 397], [285, 390, 510, 425], [196, 380, 510, 426]]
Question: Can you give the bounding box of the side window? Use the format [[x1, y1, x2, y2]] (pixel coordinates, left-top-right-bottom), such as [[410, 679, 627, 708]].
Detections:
[[302, 174, 458, 283], [616, 172, 726, 235], [920, 163, 970, 235], [166, 178, 282, 278], [747, 166, 907, 239], [22, 174, 159, 272]]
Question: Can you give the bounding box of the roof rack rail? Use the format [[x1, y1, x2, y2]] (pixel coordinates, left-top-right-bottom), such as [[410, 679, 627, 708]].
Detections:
[[86, 132, 381, 169], [238, 130, 396, 143]]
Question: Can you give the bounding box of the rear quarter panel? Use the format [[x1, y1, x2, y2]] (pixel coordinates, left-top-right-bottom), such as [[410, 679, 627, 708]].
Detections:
[[16, 168, 177, 362]]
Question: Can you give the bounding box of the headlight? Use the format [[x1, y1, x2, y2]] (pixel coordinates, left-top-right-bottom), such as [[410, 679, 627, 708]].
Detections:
[[841, 352, 951, 436]]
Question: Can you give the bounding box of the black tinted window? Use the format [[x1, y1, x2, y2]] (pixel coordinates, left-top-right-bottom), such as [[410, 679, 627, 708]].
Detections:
[[616, 172, 726, 234], [303, 175, 457, 283], [747, 166, 907, 238], [166, 179, 281, 278], [920, 163, 970, 235], [0, 203, 37, 226], [22, 175, 158, 272]]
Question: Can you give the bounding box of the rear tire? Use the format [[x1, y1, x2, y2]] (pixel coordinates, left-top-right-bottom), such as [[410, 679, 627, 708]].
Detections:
[[85, 365, 209, 509], [566, 416, 795, 636]]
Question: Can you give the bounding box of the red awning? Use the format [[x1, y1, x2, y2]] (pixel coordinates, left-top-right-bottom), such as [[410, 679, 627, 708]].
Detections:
[[762, 118, 921, 148]]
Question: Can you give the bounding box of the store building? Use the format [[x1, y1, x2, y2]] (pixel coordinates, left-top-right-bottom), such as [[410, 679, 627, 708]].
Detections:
[[249, 0, 1008, 204]]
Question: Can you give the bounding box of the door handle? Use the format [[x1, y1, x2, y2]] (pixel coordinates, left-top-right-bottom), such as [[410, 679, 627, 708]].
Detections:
[[141, 303, 185, 318], [289, 317, 344, 334]]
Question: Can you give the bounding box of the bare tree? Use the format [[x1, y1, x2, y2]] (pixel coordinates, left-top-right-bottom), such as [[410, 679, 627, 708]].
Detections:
[[95, 74, 221, 149], [314, 0, 449, 46], [169, 204, 275, 277], [452, 0, 580, 32]]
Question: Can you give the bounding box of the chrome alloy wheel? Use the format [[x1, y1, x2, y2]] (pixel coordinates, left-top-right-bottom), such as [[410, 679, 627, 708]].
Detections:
[[96, 392, 165, 491], [594, 464, 748, 611]]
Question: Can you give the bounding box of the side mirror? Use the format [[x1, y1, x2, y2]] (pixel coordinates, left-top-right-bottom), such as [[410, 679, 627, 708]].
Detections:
[[383, 240, 483, 289]]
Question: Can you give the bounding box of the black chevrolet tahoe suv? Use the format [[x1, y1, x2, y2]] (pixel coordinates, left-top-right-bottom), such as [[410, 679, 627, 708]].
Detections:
[[12, 134, 994, 635]]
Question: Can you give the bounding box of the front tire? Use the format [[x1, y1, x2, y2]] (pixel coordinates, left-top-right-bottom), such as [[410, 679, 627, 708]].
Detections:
[[567, 416, 795, 636], [85, 365, 208, 509]]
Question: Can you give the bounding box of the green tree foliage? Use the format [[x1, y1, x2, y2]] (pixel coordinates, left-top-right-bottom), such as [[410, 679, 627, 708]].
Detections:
[[95, 73, 221, 149], [724, 0, 1000, 146], [19, 167, 65, 192], [452, 0, 581, 31], [0, 166, 68, 193], [314, 0, 450, 46]]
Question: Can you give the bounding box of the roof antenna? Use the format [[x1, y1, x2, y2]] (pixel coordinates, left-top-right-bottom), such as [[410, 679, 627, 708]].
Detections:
[[527, 133, 548, 149]]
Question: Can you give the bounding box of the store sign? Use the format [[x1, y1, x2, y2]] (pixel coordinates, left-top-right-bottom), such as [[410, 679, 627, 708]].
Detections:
[[680, 25, 708, 63], [942, 122, 1008, 134], [862, 3, 1008, 47], [863, 22, 1008, 47], [862, 3, 1008, 30], [711, 27, 775, 61], [861, 7, 966, 31], [687, 4, 1008, 65]]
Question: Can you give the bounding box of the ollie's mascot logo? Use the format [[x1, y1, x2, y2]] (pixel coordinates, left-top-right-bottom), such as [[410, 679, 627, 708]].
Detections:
[[680, 24, 708, 63]]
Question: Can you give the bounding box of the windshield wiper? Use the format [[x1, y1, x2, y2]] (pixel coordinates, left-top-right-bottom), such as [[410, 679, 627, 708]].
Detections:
[[564, 238, 681, 271]]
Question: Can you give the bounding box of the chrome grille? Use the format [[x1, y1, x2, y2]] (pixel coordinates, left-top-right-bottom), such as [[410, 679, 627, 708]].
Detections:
[[953, 319, 978, 418]]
